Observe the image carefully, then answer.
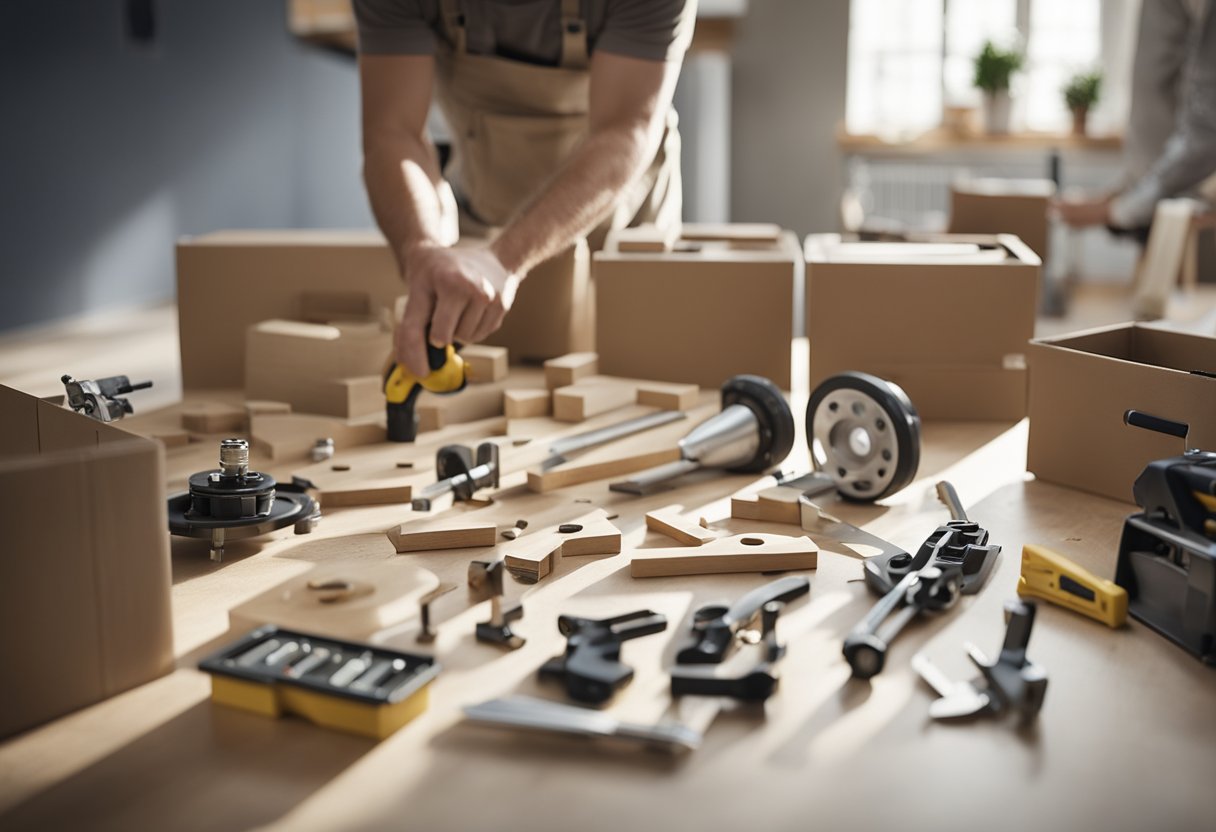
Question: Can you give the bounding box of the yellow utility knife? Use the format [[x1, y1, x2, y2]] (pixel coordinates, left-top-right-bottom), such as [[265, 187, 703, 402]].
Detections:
[[1018, 544, 1127, 628]]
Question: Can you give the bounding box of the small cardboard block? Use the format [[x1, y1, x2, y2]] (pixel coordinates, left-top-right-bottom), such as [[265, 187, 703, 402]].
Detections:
[[462, 345, 509, 384], [552, 378, 637, 422], [181, 401, 247, 434], [645, 505, 716, 546], [630, 533, 818, 578], [636, 381, 700, 411], [544, 352, 599, 389], [730, 486, 803, 525], [504, 389, 551, 419]]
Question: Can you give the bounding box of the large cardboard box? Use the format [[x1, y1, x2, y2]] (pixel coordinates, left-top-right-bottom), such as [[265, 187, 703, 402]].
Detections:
[[948, 178, 1055, 261], [177, 230, 589, 388], [805, 233, 1040, 420], [481, 239, 592, 362], [593, 224, 802, 389], [1027, 324, 1216, 503], [0, 385, 174, 738]]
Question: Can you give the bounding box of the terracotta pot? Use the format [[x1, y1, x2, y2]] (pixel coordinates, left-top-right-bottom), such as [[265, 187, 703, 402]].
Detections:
[[983, 89, 1012, 135], [1071, 106, 1089, 137]]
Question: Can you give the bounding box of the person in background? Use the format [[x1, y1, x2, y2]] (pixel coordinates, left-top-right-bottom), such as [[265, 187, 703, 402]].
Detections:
[[1055, 0, 1216, 232], [354, 0, 694, 378]]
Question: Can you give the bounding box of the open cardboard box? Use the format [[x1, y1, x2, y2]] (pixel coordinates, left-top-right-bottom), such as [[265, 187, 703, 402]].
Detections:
[[0, 385, 174, 738], [593, 223, 802, 389], [1027, 323, 1216, 503], [805, 232, 1040, 420], [947, 178, 1055, 260]]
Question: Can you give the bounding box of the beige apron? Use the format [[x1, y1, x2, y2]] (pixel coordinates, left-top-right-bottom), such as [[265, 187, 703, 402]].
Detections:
[[433, 0, 681, 249]]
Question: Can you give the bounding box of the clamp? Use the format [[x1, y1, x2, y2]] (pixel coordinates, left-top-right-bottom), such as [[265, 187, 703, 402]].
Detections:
[[411, 442, 500, 511], [539, 610, 668, 705], [913, 599, 1048, 724], [468, 560, 525, 649], [61, 373, 152, 422]]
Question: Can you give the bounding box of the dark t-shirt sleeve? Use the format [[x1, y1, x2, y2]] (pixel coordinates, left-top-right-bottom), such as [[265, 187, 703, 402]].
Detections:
[[353, 0, 439, 55], [595, 0, 696, 62]]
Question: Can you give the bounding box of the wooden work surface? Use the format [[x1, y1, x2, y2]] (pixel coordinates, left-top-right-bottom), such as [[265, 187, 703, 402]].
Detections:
[[0, 390, 1212, 832]]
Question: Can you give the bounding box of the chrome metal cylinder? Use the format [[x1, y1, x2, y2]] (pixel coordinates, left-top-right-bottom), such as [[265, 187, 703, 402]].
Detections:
[[218, 438, 250, 478], [677, 403, 760, 468]]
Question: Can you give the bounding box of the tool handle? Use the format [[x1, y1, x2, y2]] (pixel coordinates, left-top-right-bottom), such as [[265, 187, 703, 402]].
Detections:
[[935, 481, 968, 523], [1124, 409, 1189, 440]]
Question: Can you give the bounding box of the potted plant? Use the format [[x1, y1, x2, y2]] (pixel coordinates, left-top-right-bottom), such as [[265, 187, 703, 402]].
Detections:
[[1063, 70, 1102, 136], [973, 41, 1024, 135]]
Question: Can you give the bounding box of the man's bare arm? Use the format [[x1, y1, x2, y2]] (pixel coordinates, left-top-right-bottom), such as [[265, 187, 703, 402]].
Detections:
[[490, 51, 683, 276], [359, 54, 454, 266]]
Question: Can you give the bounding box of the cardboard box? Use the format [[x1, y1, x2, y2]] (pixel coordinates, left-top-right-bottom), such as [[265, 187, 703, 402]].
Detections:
[[1027, 324, 1216, 503], [178, 230, 589, 389], [481, 240, 592, 362], [244, 319, 390, 417], [0, 385, 174, 738], [594, 224, 802, 389], [177, 230, 402, 390], [947, 178, 1055, 261], [805, 233, 1040, 420]]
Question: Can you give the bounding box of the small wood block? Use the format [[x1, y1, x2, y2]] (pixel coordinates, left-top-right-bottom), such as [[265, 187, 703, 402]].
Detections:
[[316, 375, 382, 420], [614, 224, 680, 253], [180, 401, 247, 434], [249, 412, 385, 460], [148, 429, 192, 449], [501, 508, 621, 581], [504, 389, 551, 419], [416, 380, 526, 433], [387, 522, 498, 553], [544, 352, 598, 389], [730, 486, 803, 525], [630, 533, 818, 578], [552, 379, 636, 422], [646, 505, 716, 546], [636, 381, 699, 411], [462, 345, 509, 384], [245, 400, 292, 417], [228, 561, 439, 640]]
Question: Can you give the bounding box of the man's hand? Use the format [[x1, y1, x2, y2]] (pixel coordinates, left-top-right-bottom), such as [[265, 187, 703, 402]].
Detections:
[[396, 244, 520, 377], [1052, 194, 1113, 228]]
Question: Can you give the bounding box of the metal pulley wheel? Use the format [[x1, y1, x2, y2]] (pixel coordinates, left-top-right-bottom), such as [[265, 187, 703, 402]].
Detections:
[[805, 372, 920, 502]]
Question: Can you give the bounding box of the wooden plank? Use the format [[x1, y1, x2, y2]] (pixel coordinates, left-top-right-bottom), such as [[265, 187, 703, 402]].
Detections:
[[228, 562, 439, 640], [730, 486, 803, 525], [645, 505, 716, 546], [630, 533, 818, 578], [415, 369, 545, 432], [388, 522, 498, 553], [636, 381, 700, 411], [462, 345, 508, 384], [543, 352, 598, 389], [504, 389, 551, 419], [551, 378, 636, 422], [501, 507, 621, 581], [180, 401, 246, 434]]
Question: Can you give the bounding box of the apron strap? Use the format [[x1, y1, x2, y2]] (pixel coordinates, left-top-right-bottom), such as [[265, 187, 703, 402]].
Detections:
[[439, 0, 468, 54], [559, 0, 589, 70]]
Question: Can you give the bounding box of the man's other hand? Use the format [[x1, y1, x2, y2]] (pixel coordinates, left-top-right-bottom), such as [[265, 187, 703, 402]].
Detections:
[[1052, 194, 1113, 228], [396, 244, 519, 377]]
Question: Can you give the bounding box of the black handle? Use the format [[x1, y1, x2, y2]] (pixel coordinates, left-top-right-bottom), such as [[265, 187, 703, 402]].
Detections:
[[1124, 410, 1189, 439]]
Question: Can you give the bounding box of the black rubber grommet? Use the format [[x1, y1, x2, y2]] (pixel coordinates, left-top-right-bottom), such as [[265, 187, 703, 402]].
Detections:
[[806, 372, 921, 502], [720, 374, 796, 473]]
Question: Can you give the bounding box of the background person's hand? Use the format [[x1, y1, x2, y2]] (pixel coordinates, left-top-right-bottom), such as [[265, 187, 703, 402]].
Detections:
[[396, 243, 519, 377], [1052, 194, 1113, 228]]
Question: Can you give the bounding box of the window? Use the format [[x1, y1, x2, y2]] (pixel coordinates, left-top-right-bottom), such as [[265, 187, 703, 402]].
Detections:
[[846, 0, 1127, 138]]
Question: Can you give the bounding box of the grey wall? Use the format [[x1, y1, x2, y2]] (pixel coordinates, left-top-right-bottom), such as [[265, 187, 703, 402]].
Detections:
[[730, 0, 849, 235], [0, 0, 373, 333]]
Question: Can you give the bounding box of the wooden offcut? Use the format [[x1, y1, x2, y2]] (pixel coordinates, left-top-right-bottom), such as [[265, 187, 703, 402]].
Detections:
[[462, 345, 509, 384], [504, 389, 551, 419], [180, 401, 246, 434], [551, 378, 636, 422], [645, 505, 716, 546], [544, 352, 598, 389], [630, 533, 818, 578], [730, 486, 803, 525]]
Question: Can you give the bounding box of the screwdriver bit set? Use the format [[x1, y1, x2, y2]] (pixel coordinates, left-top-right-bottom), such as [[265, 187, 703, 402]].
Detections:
[[199, 625, 440, 740]]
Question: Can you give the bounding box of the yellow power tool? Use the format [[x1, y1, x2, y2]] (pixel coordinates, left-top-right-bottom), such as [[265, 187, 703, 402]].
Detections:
[[1018, 543, 1128, 628], [384, 341, 467, 442]]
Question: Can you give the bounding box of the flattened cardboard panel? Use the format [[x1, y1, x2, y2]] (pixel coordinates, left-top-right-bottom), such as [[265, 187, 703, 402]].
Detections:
[[36, 399, 101, 452], [0, 451, 103, 738], [0, 383, 40, 457], [482, 241, 592, 361]]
